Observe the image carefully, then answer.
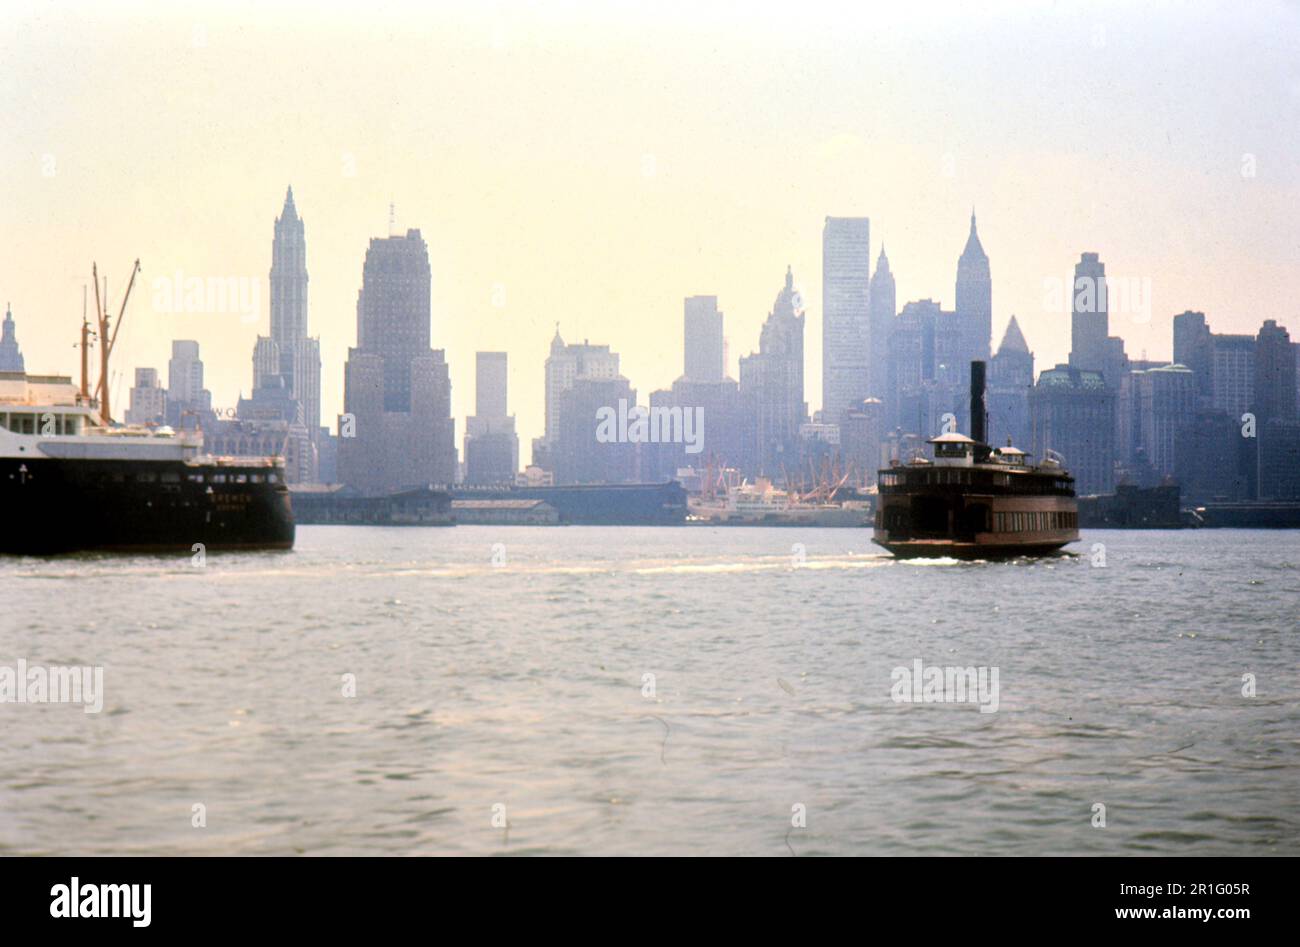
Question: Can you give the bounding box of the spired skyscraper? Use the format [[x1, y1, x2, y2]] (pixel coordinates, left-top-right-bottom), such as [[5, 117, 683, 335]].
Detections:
[[339, 228, 456, 494], [821, 217, 871, 424], [275, 188, 320, 435], [0, 305, 25, 372], [238, 187, 321, 481], [868, 246, 896, 401], [954, 211, 992, 366], [987, 315, 1034, 451], [271, 188, 308, 369], [739, 266, 807, 476]]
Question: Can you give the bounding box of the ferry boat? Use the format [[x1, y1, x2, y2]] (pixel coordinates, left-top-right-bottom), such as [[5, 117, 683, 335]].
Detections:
[[872, 361, 1079, 559], [0, 371, 295, 554]]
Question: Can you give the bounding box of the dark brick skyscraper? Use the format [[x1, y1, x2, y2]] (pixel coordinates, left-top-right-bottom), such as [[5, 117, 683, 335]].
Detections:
[[340, 229, 455, 493], [1254, 319, 1297, 423]]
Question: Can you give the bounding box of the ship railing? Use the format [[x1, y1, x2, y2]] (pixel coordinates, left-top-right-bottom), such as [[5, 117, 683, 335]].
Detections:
[[192, 454, 286, 468]]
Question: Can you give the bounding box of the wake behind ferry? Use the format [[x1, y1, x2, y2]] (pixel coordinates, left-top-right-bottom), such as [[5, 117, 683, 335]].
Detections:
[[872, 360, 1079, 559]]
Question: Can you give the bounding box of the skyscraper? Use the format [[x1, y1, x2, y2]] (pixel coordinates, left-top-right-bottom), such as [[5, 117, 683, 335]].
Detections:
[[821, 217, 871, 423], [0, 305, 24, 372], [125, 367, 165, 426], [476, 351, 508, 419], [1030, 364, 1116, 496], [464, 352, 519, 485], [356, 229, 433, 411], [540, 329, 620, 449], [167, 340, 205, 405], [270, 186, 308, 373], [868, 246, 896, 400], [1253, 320, 1300, 500], [554, 372, 637, 485], [1172, 310, 1211, 395], [294, 337, 321, 448], [165, 340, 213, 429], [1069, 252, 1108, 374], [339, 228, 456, 493], [252, 336, 279, 392], [887, 299, 965, 438], [1132, 364, 1197, 477], [988, 315, 1033, 450], [642, 299, 743, 480], [1171, 310, 1254, 417], [263, 187, 321, 438], [738, 266, 807, 477], [684, 295, 725, 382], [1254, 319, 1297, 423], [955, 211, 992, 364]]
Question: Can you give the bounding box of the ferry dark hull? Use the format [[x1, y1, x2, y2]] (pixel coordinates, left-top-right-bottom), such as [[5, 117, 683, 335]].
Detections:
[[872, 538, 1072, 560], [0, 455, 294, 555], [873, 468, 1079, 560]]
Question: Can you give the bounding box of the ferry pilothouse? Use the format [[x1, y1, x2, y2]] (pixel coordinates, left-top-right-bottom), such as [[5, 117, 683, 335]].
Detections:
[[873, 361, 1079, 559], [0, 371, 294, 555]]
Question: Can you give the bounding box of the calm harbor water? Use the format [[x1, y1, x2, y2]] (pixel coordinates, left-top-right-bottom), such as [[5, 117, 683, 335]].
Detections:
[[1, 527, 1297, 856]]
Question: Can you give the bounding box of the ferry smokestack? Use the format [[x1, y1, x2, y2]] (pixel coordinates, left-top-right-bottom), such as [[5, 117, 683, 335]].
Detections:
[[970, 360, 987, 445]]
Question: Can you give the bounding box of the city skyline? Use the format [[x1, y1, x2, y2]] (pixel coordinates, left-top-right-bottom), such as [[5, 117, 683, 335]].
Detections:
[[3, 2, 1299, 454]]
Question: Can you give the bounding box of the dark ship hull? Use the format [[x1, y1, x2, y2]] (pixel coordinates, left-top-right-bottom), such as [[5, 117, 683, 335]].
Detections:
[[878, 544, 1073, 560], [0, 455, 294, 555]]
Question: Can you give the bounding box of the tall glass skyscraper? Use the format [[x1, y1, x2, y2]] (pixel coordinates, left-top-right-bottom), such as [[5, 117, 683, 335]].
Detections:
[[821, 217, 871, 424]]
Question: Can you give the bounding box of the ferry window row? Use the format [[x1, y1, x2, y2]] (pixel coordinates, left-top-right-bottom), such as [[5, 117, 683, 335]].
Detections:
[[883, 469, 1073, 494], [185, 472, 277, 484], [93, 471, 278, 485], [994, 511, 1076, 532], [0, 413, 83, 435]]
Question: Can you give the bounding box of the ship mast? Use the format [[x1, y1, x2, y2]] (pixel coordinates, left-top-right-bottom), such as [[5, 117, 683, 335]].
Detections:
[[78, 284, 94, 404], [90, 259, 141, 424]]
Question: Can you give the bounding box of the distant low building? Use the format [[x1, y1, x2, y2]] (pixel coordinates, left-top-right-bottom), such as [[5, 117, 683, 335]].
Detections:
[[839, 398, 885, 485], [516, 465, 553, 487], [451, 498, 559, 525]]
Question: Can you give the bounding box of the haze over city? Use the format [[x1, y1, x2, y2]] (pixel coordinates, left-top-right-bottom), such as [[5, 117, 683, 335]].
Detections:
[[7, 0, 1300, 909], [3, 0, 1299, 451]]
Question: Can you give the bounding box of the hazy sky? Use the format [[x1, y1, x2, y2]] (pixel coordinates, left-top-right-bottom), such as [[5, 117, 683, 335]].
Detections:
[[3, 0, 1299, 454]]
